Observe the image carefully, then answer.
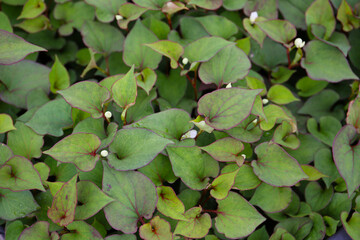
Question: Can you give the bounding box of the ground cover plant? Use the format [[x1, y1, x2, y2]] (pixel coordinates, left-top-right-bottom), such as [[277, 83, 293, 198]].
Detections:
[[0, 0, 360, 239]]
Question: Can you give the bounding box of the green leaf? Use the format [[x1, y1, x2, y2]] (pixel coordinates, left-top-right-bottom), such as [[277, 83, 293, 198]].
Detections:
[[0, 189, 39, 220], [296, 76, 328, 97], [305, 182, 333, 212], [250, 183, 292, 213], [0, 143, 13, 165], [269, 228, 296, 240], [157, 186, 186, 220], [15, 15, 50, 34], [307, 116, 342, 146], [252, 142, 308, 186], [305, 0, 335, 39], [136, 68, 157, 95], [236, 37, 251, 55], [102, 161, 157, 233], [198, 45, 251, 87], [0, 30, 45, 65], [271, 66, 296, 84], [108, 128, 172, 170], [85, 0, 126, 22], [18, 0, 46, 19], [225, 115, 263, 143], [44, 133, 101, 172], [47, 174, 78, 226], [156, 69, 187, 106], [257, 20, 296, 45], [260, 104, 296, 131], [145, 40, 183, 69], [346, 96, 360, 133], [126, 109, 193, 140], [301, 40, 358, 82], [61, 221, 103, 240], [267, 85, 299, 105], [0, 113, 15, 134], [321, 192, 353, 220], [223, 0, 246, 10], [197, 15, 238, 39], [278, 0, 311, 30], [138, 154, 177, 186], [333, 125, 360, 196], [324, 216, 339, 236], [5, 221, 25, 240], [167, 146, 219, 190], [188, 0, 222, 10], [337, 0, 360, 32], [183, 36, 234, 63], [314, 148, 340, 188], [341, 211, 360, 239], [248, 226, 269, 240], [0, 12, 13, 32], [243, 18, 266, 47], [49, 55, 70, 94], [198, 88, 261, 130], [301, 165, 327, 181], [59, 81, 110, 119], [215, 191, 266, 239], [275, 218, 312, 240], [140, 216, 172, 240], [117, 3, 147, 29], [125, 89, 157, 123], [273, 121, 300, 149], [75, 181, 114, 220], [123, 20, 162, 69], [132, 0, 167, 9], [210, 169, 239, 200], [0, 60, 50, 108], [0, 155, 44, 191], [112, 65, 137, 109], [26, 98, 73, 137], [222, 163, 261, 190], [298, 89, 343, 121], [201, 137, 244, 163], [174, 207, 211, 238], [19, 221, 51, 240], [81, 21, 124, 55]]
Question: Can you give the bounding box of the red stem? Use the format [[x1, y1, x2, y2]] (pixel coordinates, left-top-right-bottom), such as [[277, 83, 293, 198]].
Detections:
[[202, 209, 219, 214], [286, 48, 291, 69], [185, 73, 198, 100]]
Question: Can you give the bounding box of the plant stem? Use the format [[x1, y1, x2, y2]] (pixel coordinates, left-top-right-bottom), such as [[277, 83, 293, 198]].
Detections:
[[202, 209, 219, 214], [165, 13, 173, 30], [185, 73, 198, 100], [286, 47, 292, 69], [104, 55, 110, 76]]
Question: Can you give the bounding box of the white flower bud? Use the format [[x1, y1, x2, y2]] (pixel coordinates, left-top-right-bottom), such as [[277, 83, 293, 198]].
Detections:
[[105, 111, 112, 119], [294, 38, 305, 48], [181, 130, 197, 140], [249, 12, 258, 24], [252, 118, 258, 125], [100, 150, 108, 157], [241, 154, 246, 159], [262, 98, 269, 105], [115, 15, 123, 21], [182, 57, 189, 65], [226, 83, 232, 88]]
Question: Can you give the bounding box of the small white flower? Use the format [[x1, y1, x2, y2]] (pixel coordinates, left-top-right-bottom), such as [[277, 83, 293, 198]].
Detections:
[[226, 83, 232, 88], [100, 150, 108, 157], [241, 154, 246, 159], [115, 15, 123, 21], [249, 12, 258, 24], [181, 129, 197, 140], [262, 98, 269, 105], [105, 111, 112, 119], [252, 118, 258, 125], [294, 38, 305, 48], [182, 57, 189, 65]]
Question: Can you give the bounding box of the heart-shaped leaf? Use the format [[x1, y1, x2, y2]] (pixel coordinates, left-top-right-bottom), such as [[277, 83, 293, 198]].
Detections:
[[183, 36, 234, 63], [250, 183, 292, 213], [301, 165, 327, 181], [0, 155, 44, 191], [48, 174, 78, 226], [257, 20, 296, 45], [136, 68, 157, 95], [215, 191, 266, 239], [252, 142, 308, 187], [198, 88, 262, 130], [296, 76, 328, 97], [174, 207, 211, 238], [307, 116, 342, 146], [167, 146, 219, 190], [44, 133, 101, 172], [85, 0, 126, 22], [333, 125, 360, 196], [305, 182, 333, 211], [243, 18, 266, 47], [61, 221, 103, 240], [75, 181, 114, 220], [314, 148, 340, 188], [81, 21, 124, 55], [0, 114, 15, 134], [0, 30, 46, 65], [225, 115, 263, 143], [0, 189, 39, 221], [273, 121, 300, 150], [301, 40, 358, 82], [49, 55, 70, 94], [157, 186, 186, 221], [198, 45, 251, 87], [0, 143, 13, 165], [108, 128, 173, 171], [222, 163, 261, 190], [200, 137, 244, 162], [187, 0, 222, 10], [112, 65, 137, 109], [140, 216, 172, 240], [7, 121, 43, 160], [123, 20, 162, 69], [145, 40, 183, 69], [59, 81, 110, 119], [346, 96, 360, 133], [18, 0, 46, 19], [210, 169, 239, 200], [117, 3, 147, 29], [341, 211, 360, 239], [102, 161, 157, 233], [18, 221, 50, 240], [197, 15, 238, 39], [267, 85, 299, 105]]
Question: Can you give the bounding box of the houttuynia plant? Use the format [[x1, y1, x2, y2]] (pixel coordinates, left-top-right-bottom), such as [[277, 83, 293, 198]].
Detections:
[[0, 0, 360, 239]]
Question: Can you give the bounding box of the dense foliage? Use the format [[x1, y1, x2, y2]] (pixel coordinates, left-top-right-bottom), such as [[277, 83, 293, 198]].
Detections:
[[0, 0, 360, 239]]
